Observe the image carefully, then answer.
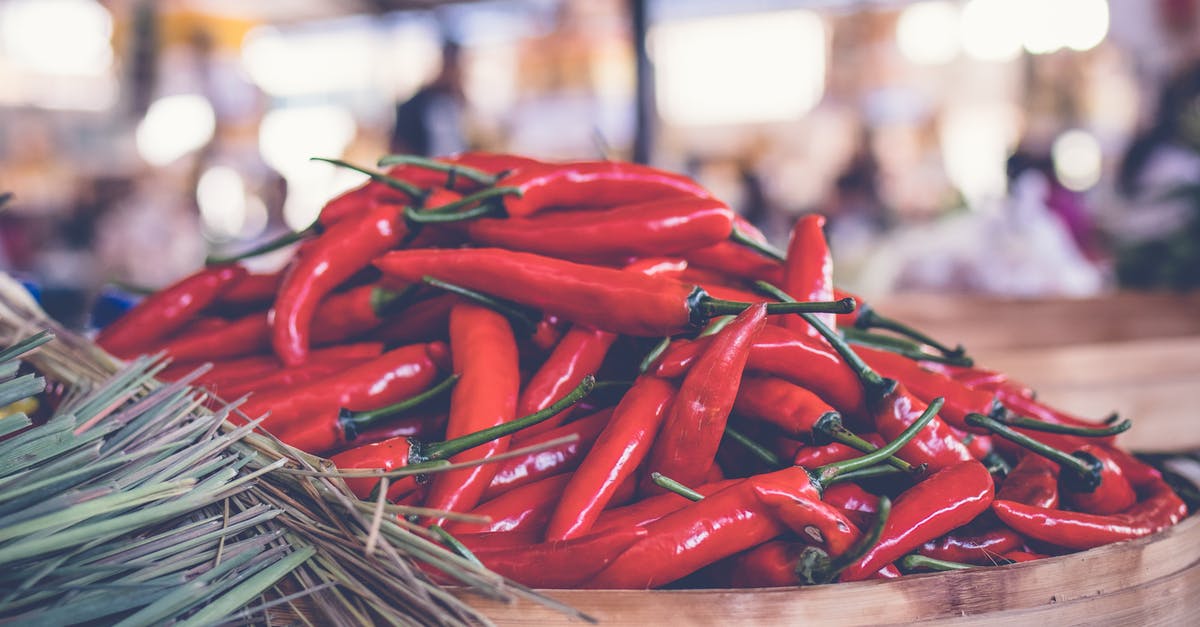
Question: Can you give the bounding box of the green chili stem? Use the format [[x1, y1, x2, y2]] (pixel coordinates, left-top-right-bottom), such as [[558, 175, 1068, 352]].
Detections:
[[698, 315, 735, 337], [899, 553, 990, 572], [855, 305, 966, 359], [650, 472, 704, 502], [639, 336, 672, 374], [754, 281, 895, 404], [420, 375, 595, 461], [841, 327, 974, 367], [723, 424, 785, 469], [310, 157, 422, 197], [826, 495, 892, 578], [824, 464, 909, 485], [408, 186, 522, 222], [700, 296, 856, 318], [205, 227, 315, 265], [377, 154, 496, 186], [729, 224, 786, 261], [340, 374, 460, 440], [404, 203, 496, 225], [998, 411, 1132, 437], [369, 284, 421, 317], [420, 276, 540, 337], [965, 412, 1100, 491], [812, 412, 917, 473], [815, 397, 944, 486], [430, 524, 484, 567]]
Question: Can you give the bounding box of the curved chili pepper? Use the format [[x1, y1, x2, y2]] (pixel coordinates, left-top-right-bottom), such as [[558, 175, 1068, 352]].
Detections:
[[374, 248, 850, 337], [838, 460, 995, 582], [235, 342, 445, 446], [918, 522, 1024, 565], [590, 479, 742, 534], [683, 240, 785, 285], [545, 376, 677, 541], [857, 345, 999, 432], [781, 214, 834, 336], [513, 325, 617, 441], [482, 407, 614, 500], [98, 264, 247, 357], [643, 304, 767, 491], [453, 525, 649, 589], [316, 170, 415, 228], [338, 412, 447, 453], [822, 482, 881, 531], [422, 304, 521, 520], [1064, 444, 1138, 515], [465, 197, 735, 263], [446, 473, 574, 535], [732, 376, 883, 458], [206, 355, 374, 400], [272, 202, 406, 365], [496, 160, 711, 218], [791, 434, 886, 471], [728, 540, 809, 588], [997, 453, 1061, 509], [653, 325, 868, 421], [1002, 550, 1048, 562], [997, 391, 1120, 445], [374, 293, 457, 345], [160, 343, 385, 387], [329, 375, 595, 500], [216, 270, 282, 306], [991, 476, 1187, 551]]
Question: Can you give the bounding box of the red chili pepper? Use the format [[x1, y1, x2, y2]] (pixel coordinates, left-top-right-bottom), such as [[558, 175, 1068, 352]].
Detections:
[[997, 453, 1061, 509], [160, 343, 385, 386], [1099, 445, 1163, 487], [998, 391, 1118, 445], [216, 270, 282, 306], [205, 356, 373, 400], [445, 473, 574, 535], [918, 522, 1024, 565], [235, 342, 446, 439], [374, 248, 849, 337], [546, 376, 677, 541], [683, 240, 785, 285], [590, 479, 742, 534], [1002, 550, 1048, 562], [781, 214, 834, 336], [644, 304, 766, 491], [822, 482, 881, 531], [728, 540, 809, 588], [752, 471, 861, 557], [838, 460, 995, 581], [513, 326, 617, 441], [791, 434, 886, 470], [732, 375, 845, 438], [857, 345, 999, 432], [335, 412, 447, 453], [374, 294, 457, 345], [991, 475, 1187, 551], [317, 172, 414, 228], [496, 161, 711, 218], [453, 525, 649, 589], [98, 264, 248, 357], [422, 304, 521, 519], [653, 325, 869, 422], [465, 197, 735, 263], [273, 203, 406, 365], [482, 407, 614, 501], [1064, 444, 1138, 515]]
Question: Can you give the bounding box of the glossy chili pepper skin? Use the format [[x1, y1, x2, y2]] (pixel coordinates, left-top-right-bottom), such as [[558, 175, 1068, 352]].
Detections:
[[645, 304, 767, 491], [498, 160, 711, 218], [792, 434, 886, 472], [1002, 550, 1048, 563], [546, 377, 676, 541], [329, 437, 420, 501], [98, 264, 248, 357], [339, 412, 447, 452], [237, 342, 446, 445], [998, 390, 1117, 445], [207, 356, 370, 400], [1064, 445, 1138, 515], [753, 472, 860, 556], [446, 473, 575, 535], [374, 294, 456, 345], [482, 408, 614, 500], [728, 540, 808, 588], [782, 214, 834, 335], [466, 197, 735, 262], [453, 526, 649, 589], [216, 270, 282, 306], [857, 346, 999, 431], [872, 383, 974, 472], [992, 475, 1187, 551], [655, 325, 868, 422], [733, 375, 839, 438], [839, 461, 995, 582], [514, 326, 617, 441], [375, 248, 705, 337], [160, 343, 385, 387], [822, 482, 882, 531], [422, 304, 520, 519], [591, 479, 742, 534], [273, 203, 406, 365], [998, 453, 1061, 509], [918, 523, 1024, 565]]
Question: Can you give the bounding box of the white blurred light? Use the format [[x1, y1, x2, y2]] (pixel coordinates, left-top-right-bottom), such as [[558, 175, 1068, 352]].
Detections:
[[258, 105, 357, 230], [1019, 1, 1063, 55], [940, 106, 1019, 206], [136, 95, 216, 166], [1061, 0, 1109, 51], [896, 2, 960, 65], [1019, 0, 1109, 55], [1, 0, 112, 76], [961, 0, 1022, 61], [652, 10, 825, 126], [197, 166, 247, 240], [1052, 129, 1103, 191], [242, 26, 369, 96]]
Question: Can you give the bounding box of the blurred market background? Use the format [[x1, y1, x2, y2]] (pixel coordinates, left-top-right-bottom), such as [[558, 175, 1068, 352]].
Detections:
[[1, 0, 1199, 329]]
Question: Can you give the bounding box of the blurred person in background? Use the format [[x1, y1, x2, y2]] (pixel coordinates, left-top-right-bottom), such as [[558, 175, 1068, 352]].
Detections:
[[391, 38, 467, 157]]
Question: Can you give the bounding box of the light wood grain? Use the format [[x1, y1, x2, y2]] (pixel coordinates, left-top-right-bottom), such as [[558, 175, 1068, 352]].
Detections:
[[460, 514, 1200, 625]]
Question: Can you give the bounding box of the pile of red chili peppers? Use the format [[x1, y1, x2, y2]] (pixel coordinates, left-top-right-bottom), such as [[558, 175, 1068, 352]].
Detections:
[[100, 151, 1189, 590]]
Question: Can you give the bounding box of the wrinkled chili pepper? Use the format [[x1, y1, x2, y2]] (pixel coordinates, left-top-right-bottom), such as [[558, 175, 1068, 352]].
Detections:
[[781, 214, 834, 336], [838, 460, 995, 582], [422, 304, 521, 520], [374, 248, 851, 337], [451, 525, 649, 589], [546, 376, 677, 541], [482, 407, 614, 500], [997, 453, 1061, 509], [513, 325, 617, 441], [643, 304, 766, 491], [98, 264, 248, 357], [330, 375, 595, 500], [272, 202, 407, 365], [464, 197, 735, 263]]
